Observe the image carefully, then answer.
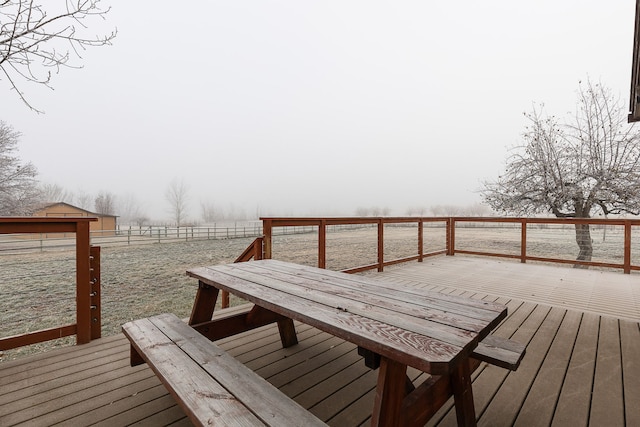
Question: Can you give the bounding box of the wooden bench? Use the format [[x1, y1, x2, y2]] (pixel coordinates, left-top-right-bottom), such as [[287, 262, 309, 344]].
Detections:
[[471, 335, 526, 370], [359, 335, 526, 372], [122, 313, 326, 427]]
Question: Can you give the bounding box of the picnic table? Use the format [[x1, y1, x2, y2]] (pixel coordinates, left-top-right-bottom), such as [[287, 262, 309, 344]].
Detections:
[[184, 259, 516, 427]]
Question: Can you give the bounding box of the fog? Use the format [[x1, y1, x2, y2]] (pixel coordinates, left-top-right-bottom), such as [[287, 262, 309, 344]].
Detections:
[[2, 1, 635, 222]]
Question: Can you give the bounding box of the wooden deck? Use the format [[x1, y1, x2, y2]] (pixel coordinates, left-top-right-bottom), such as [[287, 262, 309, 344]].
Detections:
[[1, 257, 639, 426]]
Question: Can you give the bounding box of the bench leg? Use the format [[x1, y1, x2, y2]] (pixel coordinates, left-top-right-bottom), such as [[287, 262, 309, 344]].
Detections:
[[130, 344, 145, 367]]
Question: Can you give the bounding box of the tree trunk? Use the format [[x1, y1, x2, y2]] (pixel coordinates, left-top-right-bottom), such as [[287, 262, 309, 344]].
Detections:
[[574, 223, 593, 268]]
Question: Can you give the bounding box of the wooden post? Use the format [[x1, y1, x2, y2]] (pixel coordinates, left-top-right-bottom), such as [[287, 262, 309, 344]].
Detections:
[[520, 219, 527, 263], [75, 220, 92, 344], [263, 219, 273, 259], [377, 219, 384, 272], [418, 220, 424, 262], [319, 220, 327, 269], [447, 218, 456, 256], [90, 246, 101, 339], [624, 220, 632, 274]]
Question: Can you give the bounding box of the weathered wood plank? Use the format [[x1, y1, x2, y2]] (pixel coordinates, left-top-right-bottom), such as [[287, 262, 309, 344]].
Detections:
[[471, 335, 525, 370], [3, 259, 639, 427], [126, 314, 326, 426], [590, 316, 624, 427], [620, 320, 640, 426], [188, 266, 465, 374], [123, 317, 267, 426], [513, 310, 582, 426], [244, 260, 507, 318], [551, 312, 599, 427]]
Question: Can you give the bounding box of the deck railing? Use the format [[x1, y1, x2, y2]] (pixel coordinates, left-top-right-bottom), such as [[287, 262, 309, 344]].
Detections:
[[0, 217, 101, 351], [262, 217, 449, 273], [257, 216, 640, 273], [449, 217, 640, 274]]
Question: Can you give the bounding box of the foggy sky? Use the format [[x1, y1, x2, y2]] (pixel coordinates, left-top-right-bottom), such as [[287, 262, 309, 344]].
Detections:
[[2, 1, 635, 222]]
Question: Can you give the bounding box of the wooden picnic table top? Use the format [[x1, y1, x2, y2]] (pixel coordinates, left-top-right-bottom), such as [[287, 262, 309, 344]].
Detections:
[[187, 259, 507, 376]]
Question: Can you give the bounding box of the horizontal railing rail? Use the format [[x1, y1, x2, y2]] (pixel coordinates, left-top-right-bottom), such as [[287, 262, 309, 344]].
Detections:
[[261, 217, 449, 274], [449, 217, 640, 273], [0, 224, 323, 254], [0, 217, 101, 351], [256, 216, 639, 275]]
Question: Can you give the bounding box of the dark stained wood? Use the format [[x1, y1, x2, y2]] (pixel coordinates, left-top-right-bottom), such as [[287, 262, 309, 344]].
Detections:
[[187, 260, 507, 374], [187, 260, 509, 427], [370, 358, 407, 427], [471, 335, 526, 370], [449, 359, 476, 426], [188, 281, 219, 325], [2, 259, 639, 427], [123, 313, 326, 427]]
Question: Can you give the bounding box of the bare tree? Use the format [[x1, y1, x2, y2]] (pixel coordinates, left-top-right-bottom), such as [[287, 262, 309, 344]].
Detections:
[[116, 193, 148, 226], [165, 178, 189, 226], [200, 200, 217, 223], [38, 182, 74, 204], [74, 190, 93, 211], [0, 121, 39, 215], [94, 190, 115, 215], [1, 1, 116, 111], [481, 80, 640, 266]]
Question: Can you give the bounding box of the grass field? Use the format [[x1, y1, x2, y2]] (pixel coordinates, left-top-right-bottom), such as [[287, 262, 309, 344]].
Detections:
[[1, 224, 637, 361]]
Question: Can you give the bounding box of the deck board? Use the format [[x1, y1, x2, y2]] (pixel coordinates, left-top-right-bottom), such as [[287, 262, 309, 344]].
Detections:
[[1, 257, 639, 426]]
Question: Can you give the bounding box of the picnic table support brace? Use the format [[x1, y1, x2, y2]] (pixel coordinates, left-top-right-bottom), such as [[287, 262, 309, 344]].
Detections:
[[189, 281, 298, 347]]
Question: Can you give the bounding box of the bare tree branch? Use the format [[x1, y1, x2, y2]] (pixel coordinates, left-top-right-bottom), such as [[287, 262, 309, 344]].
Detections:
[[1, 0, 116, 112], [0, 120, 40, 215], [481, 79, 640, 264]]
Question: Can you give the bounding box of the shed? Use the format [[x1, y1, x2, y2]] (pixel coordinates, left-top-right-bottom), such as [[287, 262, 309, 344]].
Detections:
[[33, 202, 117, 237]]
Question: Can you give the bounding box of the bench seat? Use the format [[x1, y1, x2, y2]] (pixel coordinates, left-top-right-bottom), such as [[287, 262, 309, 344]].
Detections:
[[471, 335, 526, 371], [122, 313, 326, 427], [359, 335, 525, 372]]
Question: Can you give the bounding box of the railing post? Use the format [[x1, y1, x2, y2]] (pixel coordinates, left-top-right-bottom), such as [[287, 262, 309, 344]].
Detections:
[[447, 218, 456, 256], [418, 220, 424, 262], [624, 220, 632, 274], [378, 219, 384, 272], [263, 219, 273, 259], [521, 219, 527, 263], [90, 246, 101, 339], [319, 220, 327, 269], [75, 220, 92, 345]]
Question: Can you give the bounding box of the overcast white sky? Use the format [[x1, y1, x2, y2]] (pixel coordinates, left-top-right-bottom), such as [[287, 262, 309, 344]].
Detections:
[[2, 1, 636, 222]]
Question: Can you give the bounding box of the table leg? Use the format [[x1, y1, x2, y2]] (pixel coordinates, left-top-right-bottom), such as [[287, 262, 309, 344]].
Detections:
[[449, 359, 477, 427], [189, 281, 219, 325], [371, 357, 407, 427], [276, 318, 298, 348]]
